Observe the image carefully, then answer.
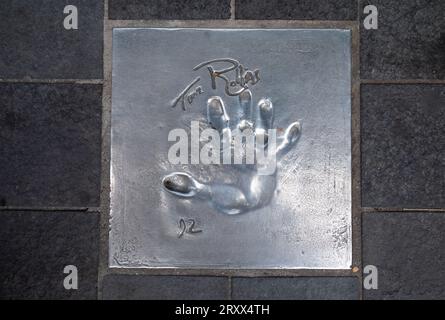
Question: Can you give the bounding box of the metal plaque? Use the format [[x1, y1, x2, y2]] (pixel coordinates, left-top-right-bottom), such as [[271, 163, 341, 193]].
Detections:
[[110, 28, 352, 269]]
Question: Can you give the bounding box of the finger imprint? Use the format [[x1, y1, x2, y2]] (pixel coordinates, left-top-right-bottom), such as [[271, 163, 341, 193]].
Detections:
[[238, 89, 252, 121], [207, 96, 230, 133], [255, 98, 274, 130]]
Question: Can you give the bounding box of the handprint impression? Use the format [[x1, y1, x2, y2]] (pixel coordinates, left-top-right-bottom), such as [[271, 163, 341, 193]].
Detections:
[[162, 89, 301, 215]]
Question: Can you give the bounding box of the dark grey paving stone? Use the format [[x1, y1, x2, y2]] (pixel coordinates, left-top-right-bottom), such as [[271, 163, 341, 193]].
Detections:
[[236, 0, 357, 20], [360, 0, 445, 79], [0, 0, 103, 79], [363, 212, 445, 299], [109, 0, 231, 20], [361, 84, 445, 208], [102, 275, 229, 300], [0, 83, 102, 207], [232, 277, 359, 300], [0, 211, 99, 299]]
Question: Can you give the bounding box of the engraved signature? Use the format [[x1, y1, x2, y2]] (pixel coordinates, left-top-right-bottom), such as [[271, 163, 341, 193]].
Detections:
[[178, 218, 203, 238], [171, 58, 260, 110], [193, 58, 260, 96], [171, 77, 204, 110]]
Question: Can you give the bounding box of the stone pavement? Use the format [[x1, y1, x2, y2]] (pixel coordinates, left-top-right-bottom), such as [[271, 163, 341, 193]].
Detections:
[[0, 0, 444, 299]]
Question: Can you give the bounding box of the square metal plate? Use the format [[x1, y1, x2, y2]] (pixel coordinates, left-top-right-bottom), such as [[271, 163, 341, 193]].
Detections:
[[110, 28, 352, 269]]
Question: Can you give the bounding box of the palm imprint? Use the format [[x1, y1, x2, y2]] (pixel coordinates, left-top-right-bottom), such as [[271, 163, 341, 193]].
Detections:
[[162, 89, 301, 215]]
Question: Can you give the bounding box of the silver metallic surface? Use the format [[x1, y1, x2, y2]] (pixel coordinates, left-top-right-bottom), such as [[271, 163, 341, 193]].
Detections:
[[110, 28, 352, 269], [162, 92, 301, 215]]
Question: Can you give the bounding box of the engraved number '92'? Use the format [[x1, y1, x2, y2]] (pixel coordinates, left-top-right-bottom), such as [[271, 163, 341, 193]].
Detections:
[[178, 218, 202, 238]]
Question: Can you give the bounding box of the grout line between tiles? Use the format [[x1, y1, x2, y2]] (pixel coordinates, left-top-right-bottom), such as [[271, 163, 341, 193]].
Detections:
[[0, 206, 97, 212], [0, 79, 103, 84], [361, 79, 445, 84], [357, 0, 363, 301], [104, 267, 357, 277], [97, 0, 111, 301], [362, 207, 445, 213], [106, 19, 357, 28]]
